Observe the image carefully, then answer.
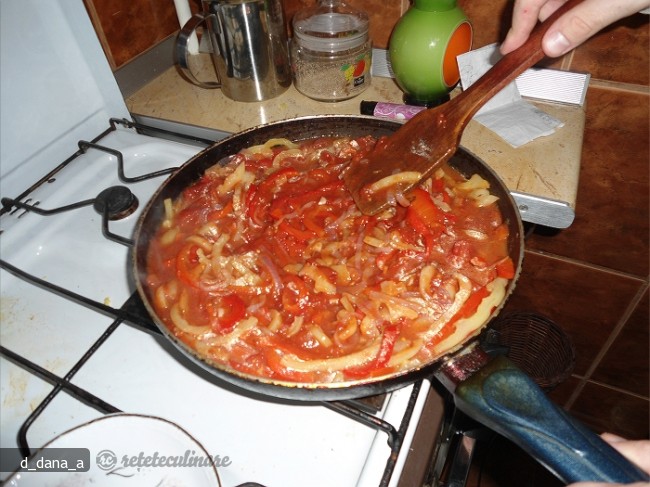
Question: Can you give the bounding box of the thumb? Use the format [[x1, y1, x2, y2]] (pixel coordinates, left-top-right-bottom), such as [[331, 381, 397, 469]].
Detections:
[[542, 0, 650, 57]]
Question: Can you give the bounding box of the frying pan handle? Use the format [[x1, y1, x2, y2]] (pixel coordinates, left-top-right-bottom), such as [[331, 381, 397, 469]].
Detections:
[[450, 354, 649, 484]]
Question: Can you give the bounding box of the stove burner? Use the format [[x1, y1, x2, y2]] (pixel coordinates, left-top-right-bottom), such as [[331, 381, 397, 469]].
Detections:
[[94, 186, 138, 220]]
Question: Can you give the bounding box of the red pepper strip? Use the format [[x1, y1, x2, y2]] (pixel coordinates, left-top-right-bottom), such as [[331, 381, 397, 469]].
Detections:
[[301, 205, 333, 237], [263, 344, 317, 382], [277, 219, 317, 242], [431, 177, 445, 193], [210, 293, 247, 334], [248, 168, 299, 222], [423, 233, 436, 256], [273, 228, 307, 260], [259, 167, 299, 194], [406, 208, 430, 235], [406, 210, 440, 254], [302, 216, 325, 237], [425, 287, 491, 349], [406, 189, 445, 241], [496, 257, 516, 279], [269, 180, 345, 218], [375, 323, 399, 368], [343, 323, 400, 379], [176, 243, 204, 287], [409, 188, 445, 227], [281, 275, 311, 314], [265, 347, 295, 380], [305, 167, 331, 182], [269, 206, 285, 220], [447, 286, 490, 328]]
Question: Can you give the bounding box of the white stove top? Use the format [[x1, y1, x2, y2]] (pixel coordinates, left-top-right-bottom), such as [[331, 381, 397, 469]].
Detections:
[[0, 123, 432, 487]]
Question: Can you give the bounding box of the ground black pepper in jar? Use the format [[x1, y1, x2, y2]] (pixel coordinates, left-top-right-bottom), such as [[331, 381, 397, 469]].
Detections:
[[290, 0, 372, 102]]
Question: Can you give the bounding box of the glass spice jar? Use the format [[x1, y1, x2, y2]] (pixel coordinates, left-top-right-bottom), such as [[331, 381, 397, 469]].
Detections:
[[291, 0, 372, 102]]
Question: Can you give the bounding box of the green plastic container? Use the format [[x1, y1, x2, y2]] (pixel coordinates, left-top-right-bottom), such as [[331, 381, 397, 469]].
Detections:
[[389, 0, 472, 105]]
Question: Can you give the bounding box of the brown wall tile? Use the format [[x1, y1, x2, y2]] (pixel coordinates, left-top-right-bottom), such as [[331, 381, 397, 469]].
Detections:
[[500, 251, 643, 376], [282, 0, 316, 34], [457, 0, 511, 49], [591, 289, 650, 397], [526, 88, 650, 277], [570, 13, 650, 85], [568, 382, 649, 439], [547, 375, 582, 408], [457, 0, 567, 69], [85, 0, 179, 69]]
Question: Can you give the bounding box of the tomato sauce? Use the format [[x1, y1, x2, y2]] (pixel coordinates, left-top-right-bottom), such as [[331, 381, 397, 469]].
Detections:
[[145, 136, 514, 383]]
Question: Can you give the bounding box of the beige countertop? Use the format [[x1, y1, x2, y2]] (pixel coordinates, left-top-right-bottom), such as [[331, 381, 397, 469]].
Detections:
[[126, 62, 584, 228]]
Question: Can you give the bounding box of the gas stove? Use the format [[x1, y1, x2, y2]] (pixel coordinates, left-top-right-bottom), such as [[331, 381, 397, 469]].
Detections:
[[0, 1, 478, 485], [0, 112, 454, 486]]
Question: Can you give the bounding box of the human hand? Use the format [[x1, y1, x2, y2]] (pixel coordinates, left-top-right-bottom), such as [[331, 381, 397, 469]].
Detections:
[[500, 0, 650, 57], [567, 433, 650, 487]]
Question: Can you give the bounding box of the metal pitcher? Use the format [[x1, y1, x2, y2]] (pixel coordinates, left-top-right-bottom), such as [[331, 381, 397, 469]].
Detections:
[[175, 0, 291, 102]]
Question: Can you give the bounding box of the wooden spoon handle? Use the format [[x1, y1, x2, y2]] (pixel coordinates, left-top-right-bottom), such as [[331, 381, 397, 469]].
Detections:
[[453, 0, 584, 124]]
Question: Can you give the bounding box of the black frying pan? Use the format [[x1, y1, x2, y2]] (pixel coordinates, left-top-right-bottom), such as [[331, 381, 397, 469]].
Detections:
[[133, 116, 647, 484]]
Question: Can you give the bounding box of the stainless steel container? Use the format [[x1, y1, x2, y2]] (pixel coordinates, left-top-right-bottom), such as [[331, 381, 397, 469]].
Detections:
[[175, 0, 291, 102]]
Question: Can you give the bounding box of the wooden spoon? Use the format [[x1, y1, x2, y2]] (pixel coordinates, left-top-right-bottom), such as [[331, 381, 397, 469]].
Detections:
[[344, 0, 583, 215]]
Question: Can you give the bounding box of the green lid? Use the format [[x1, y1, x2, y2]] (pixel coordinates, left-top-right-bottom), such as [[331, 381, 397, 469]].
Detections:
[[414, 0, 457, 12]]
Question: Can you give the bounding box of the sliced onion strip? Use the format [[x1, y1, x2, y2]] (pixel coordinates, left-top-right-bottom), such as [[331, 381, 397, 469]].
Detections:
[[280, 339, 381, 372], [309, 325, 333, 348], [286, 316, 304, 338], [387, 339, 423, 367], [367, 171, 422, 193], [170, 304, 211, 337], [418, 273, 472, 343]]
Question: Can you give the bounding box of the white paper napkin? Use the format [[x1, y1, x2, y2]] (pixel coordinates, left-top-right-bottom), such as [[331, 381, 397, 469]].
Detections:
[[457, 44, 564, 148]]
